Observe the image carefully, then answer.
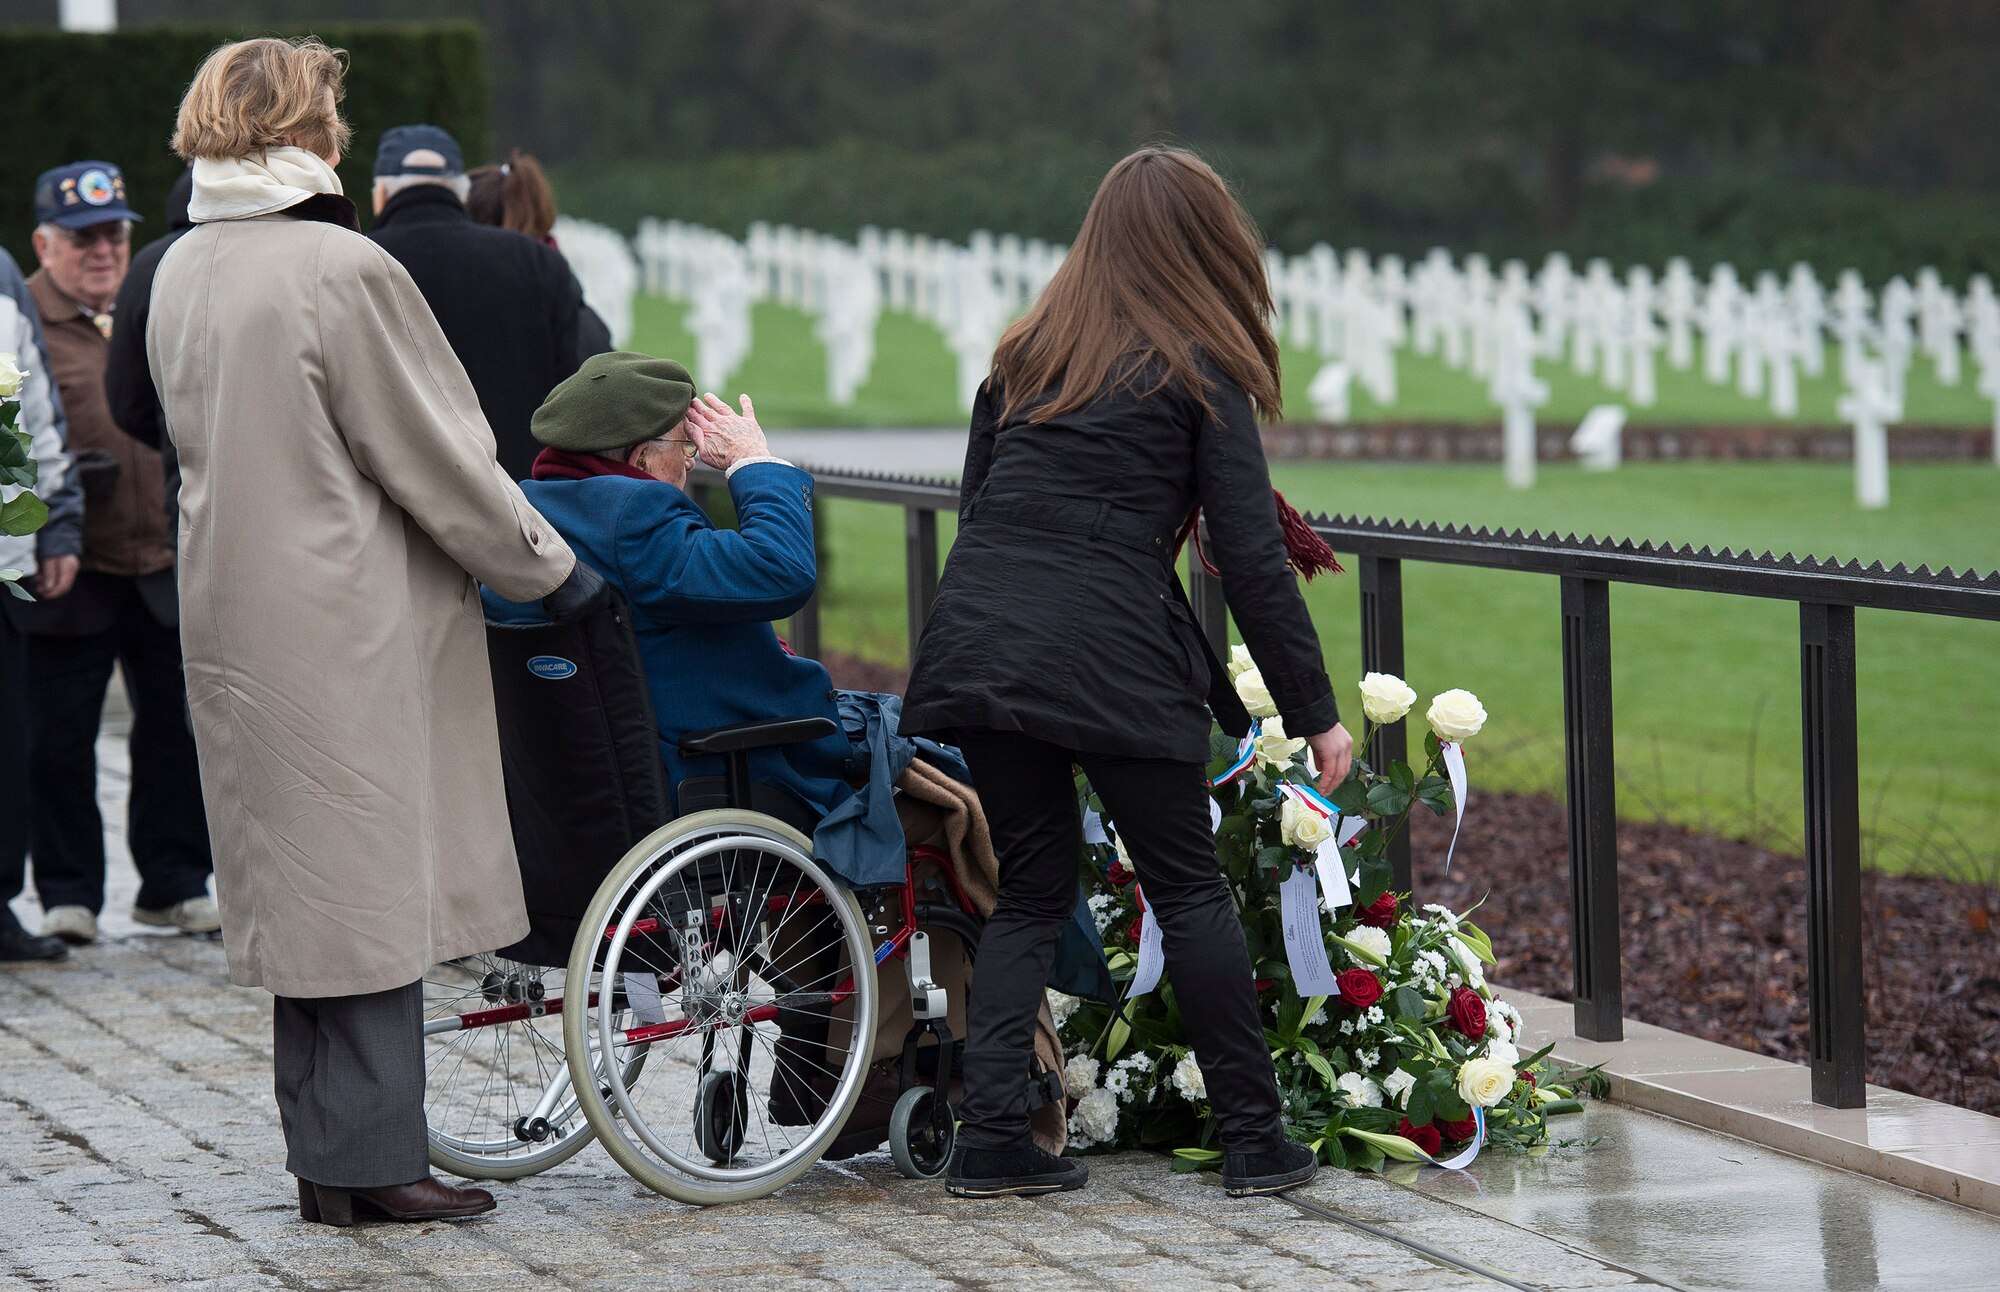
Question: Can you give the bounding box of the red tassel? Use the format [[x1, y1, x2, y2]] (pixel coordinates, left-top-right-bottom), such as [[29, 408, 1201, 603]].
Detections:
[[1174, 490, 1344, 582]]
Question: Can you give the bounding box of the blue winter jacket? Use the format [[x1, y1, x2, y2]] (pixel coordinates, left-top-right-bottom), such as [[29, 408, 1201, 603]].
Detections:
[[481, 462, 852, 821]]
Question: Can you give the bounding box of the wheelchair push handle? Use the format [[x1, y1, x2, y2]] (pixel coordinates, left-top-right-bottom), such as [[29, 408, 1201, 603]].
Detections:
[[678, 716, 840, 812]]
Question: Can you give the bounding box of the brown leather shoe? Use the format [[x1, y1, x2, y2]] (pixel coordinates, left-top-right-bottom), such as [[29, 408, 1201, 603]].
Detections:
[[298, 1175, 496, 1226]]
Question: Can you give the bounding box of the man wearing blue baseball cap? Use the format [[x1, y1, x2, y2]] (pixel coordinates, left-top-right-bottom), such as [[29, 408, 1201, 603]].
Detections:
[[367, 125, 598, 479], [8, 160, 216, 947]]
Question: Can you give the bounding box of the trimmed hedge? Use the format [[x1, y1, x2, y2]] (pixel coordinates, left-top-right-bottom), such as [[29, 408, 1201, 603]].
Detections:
[[1, 23, 487, 268]]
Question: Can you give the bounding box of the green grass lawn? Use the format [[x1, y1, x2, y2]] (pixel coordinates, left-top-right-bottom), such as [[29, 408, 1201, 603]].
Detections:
[[812, 462, 2000, 878], [632, 294, 2000, 430]]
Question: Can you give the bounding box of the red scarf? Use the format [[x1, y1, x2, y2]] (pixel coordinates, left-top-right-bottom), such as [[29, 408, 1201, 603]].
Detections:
[[1176, 489, 1344, 581], [529, 447, 654, 483]]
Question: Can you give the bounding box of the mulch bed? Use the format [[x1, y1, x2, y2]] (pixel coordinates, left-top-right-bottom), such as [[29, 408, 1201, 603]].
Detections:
[[822, 649, 2000, 1115]]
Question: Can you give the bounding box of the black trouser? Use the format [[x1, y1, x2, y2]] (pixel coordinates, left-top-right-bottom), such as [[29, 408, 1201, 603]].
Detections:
[[0, 611, 29, 934], [273, 982, 431, 1188], [25, 582, 212, 914], [954, 728, 1285, 1154]]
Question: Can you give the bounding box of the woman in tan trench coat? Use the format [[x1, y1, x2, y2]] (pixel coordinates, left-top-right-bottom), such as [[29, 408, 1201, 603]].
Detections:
[[146, 38, 605, 1226]]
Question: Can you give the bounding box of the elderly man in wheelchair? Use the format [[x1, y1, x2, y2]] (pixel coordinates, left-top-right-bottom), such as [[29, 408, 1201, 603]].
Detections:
[[427, 354, 1087, 1205]]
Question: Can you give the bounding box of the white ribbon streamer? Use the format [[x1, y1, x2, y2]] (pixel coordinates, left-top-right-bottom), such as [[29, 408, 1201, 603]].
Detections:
[[1427, 1107, 1486, 1170], [1126, 887, 1165, 998], [1279, 864, 1343, 996], [1440, 741, 1468, 872]]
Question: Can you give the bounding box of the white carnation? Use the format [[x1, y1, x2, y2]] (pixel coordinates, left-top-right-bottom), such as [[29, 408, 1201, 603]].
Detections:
[[1382, 1068, 1417, 1110], [1046, 990, 1078, 1030], [1304, 1005, 1328, 1029], [1063, 1054, 1100, 1099], [1069, 1087, 1120, 1144], [1487, 1012, 1512, 1044], [1171, 1053, 1206, 1103], [1334, 1072, 1383, 1108], [1484, 1039, 1520, 1070], [1345, 926, 1392, 964]]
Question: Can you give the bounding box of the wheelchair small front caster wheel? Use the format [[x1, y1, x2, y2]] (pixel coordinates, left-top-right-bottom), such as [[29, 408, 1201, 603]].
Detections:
[[694, 1070, 747, 1164], [888, 1085, 955, 1179]]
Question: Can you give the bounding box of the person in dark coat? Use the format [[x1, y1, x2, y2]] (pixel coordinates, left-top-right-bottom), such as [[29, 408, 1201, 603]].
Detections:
[[105, 166, 194, 534], [902, 147, 1354, 1201], [366, 125, 591, 480], [465, 150, 615, 363], [482, 353, 851, 819]]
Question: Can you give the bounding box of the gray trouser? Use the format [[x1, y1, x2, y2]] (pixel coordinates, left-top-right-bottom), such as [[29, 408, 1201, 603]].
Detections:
[[272, 981, 429, 1188]]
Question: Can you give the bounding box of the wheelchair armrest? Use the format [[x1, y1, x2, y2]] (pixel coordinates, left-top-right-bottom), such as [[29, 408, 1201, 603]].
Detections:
[[679, 716, 839, 756]]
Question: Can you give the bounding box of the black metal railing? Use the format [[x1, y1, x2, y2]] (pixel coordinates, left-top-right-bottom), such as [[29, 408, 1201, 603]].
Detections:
[[760, 465, 2000, 1110]]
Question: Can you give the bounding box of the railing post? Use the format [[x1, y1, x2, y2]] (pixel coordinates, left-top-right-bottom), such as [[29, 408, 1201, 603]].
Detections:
[[790, 591, 821, 660], [1561, 576, 1622, 1041], [1186, 527, 1228, 658], [1358, 555, 1412, 896], [905, 506, 939, 652], [1801, 601, 1866, 1107]]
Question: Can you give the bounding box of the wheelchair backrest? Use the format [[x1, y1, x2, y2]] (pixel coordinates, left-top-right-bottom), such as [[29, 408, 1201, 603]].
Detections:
[[486, 594, 669, 966]]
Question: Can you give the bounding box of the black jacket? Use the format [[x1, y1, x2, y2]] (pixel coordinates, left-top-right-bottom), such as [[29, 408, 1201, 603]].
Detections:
[[903, 363, 1339, 764], [105, 168, 193, 458], [368, 184, 595, 479]]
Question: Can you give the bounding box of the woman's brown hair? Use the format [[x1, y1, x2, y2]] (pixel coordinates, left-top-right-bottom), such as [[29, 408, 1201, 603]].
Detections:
[[171, 37, 351, 162], [990, 146, 1281, 424], [467, 150, 558, 240]]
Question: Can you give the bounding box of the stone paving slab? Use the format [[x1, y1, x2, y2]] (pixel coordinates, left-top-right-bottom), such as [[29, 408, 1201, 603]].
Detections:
[[0, 726, 1645, 1290]]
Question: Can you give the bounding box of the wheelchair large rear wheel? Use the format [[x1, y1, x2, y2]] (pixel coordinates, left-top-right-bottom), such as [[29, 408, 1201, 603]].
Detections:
[[565, 810, 877, 1205]]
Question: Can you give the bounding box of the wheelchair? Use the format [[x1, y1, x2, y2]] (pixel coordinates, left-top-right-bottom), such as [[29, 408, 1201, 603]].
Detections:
[[418, 595, 1013, 1204]]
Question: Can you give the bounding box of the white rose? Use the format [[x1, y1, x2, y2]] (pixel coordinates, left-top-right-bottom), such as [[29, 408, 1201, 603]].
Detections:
[[1063, 1054, 1100, 1099], [0, 352, 23, 399], [1358, 672, 1417, 725], [1456, 1055, 1516, 1109], [1227, 643, 1255, 680], [1381, 1068, 1417, 1110], [1046, 990, 1078, 1030], [1426, 688, 1487, 742], [1234, 668, 1279, 719], [1345, 925, 1392, 965], [1253, 717, 1307, 770], [1484, 1039, 1520, 1070], [1334, 1072, 1383, 1108], [1279, 796, 1333, 850], [1171, 1053, 1206, 1103], [1071, 1086, 1119, 1142]]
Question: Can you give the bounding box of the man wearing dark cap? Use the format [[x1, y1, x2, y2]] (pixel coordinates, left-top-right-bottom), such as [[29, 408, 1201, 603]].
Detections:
[[368, 125, 602, 480], [10, 161, 215, 946], [480, 353, 851, 821]]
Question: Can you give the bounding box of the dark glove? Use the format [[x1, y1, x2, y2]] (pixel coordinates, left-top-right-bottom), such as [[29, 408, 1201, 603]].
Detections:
[[74, 449, 121, 502], [541, 559, 610, 623]]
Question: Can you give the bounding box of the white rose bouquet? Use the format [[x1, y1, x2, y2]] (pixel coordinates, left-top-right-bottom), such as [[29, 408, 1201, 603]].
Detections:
[[0, 351, 51, 600]]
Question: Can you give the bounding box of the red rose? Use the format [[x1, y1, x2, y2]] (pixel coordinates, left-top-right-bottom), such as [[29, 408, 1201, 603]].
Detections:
[[1396, 1118, 1442, 1156], [1446, 986, 1487, 1039], [1107, 859, 1135, 886], [1336, 968, 1383, 1009], [1441, 1115, 1480, 1144], [1125, 914, 1144, 945], [1357, 893, 1399, 929], [1521, 1069, 1537, 1089]]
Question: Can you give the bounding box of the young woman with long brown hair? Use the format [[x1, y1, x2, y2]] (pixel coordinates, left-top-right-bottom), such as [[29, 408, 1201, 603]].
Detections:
[[903, 147, 1353, 1198]]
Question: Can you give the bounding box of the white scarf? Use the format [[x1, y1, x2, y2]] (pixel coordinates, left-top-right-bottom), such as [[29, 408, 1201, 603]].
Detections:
[[188, 147, 344, 223]]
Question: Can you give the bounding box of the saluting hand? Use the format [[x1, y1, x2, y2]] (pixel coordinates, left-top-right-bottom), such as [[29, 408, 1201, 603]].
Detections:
[[683, 392, 770, 471], [1307, 723, 1354, 794]]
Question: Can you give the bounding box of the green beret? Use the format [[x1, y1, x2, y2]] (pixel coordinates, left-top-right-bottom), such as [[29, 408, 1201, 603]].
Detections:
[[531, 352, 695, 453]]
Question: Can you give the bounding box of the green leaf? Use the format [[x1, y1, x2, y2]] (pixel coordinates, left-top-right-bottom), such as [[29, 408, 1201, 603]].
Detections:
[[1406, 1083, 1435, 1127], [1392, 986, 1425, 1020], [1303, 1052, 1338, 1090], [0, 490, 47, 537], [1331, 932, 1388, 967], [1365, 782, 1413, 816], [3, 572, 31, 600], [1388, 762, 1417, 791], [1424, 730, 1442, 761], [1319, 1133, 1348, 1169], [1327, 777, 1369, 814], [1457, 922, 1497, 965], [1172, 1146, 1222, 1162], [1104, 1014, 1131, 1062], [1434, 1089, 1471, 1121]]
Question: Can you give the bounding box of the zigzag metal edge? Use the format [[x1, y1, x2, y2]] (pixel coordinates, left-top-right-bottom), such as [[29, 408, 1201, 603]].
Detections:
[[1306, 511, 2000, 587], [798, 465, 2000, 589]]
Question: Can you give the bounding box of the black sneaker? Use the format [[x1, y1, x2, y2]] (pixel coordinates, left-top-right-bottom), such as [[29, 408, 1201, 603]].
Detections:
[[1222, 1141, 1319, 1197], [945, 1143, 1089, 1198]]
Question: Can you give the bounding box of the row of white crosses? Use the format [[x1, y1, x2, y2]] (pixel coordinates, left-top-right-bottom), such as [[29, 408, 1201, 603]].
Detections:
[[550, 217, 639, 348], [635, 218, 1065, 410]]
